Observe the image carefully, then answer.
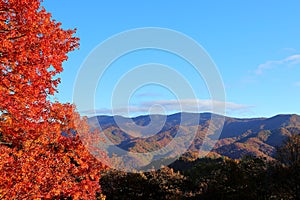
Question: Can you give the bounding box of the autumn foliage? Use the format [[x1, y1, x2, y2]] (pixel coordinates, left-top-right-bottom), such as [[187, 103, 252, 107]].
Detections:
[[0, 0, 106, 199]]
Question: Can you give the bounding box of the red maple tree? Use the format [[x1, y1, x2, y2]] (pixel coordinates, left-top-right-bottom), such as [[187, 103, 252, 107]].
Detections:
[[0, 0, 107, 199]]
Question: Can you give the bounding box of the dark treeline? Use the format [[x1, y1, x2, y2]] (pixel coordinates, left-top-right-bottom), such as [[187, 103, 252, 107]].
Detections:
[[100, 135, 300, 200]]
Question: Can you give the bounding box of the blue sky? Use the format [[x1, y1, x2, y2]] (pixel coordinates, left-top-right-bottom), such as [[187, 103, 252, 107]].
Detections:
[[42, 0, 300, 118]]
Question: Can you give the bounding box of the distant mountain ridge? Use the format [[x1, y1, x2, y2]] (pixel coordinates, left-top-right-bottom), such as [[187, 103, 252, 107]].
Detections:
[[88, 113, 300, 160]]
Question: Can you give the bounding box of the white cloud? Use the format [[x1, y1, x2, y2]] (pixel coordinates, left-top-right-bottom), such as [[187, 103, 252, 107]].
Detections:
[[282, 48, 297, 52], [295, 82, 300, 87], [285, 54, 300, 65], [81, 99, 253, 117], [255, 54, 300, 75], [135, 92, 163, 98]]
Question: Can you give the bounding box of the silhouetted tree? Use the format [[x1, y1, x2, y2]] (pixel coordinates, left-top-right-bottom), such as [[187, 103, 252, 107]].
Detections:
[[100, 167, 191, 200], [274, 134, 300, 199]]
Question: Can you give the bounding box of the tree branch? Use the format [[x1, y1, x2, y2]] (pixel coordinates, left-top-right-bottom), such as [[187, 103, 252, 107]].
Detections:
[[8, 34, 26, 40], [0, 141, 12, 147]]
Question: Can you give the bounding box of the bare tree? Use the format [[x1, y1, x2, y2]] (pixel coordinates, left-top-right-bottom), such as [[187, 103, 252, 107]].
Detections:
[[275, 134, 300, 199], [276, 134, 300, 167]]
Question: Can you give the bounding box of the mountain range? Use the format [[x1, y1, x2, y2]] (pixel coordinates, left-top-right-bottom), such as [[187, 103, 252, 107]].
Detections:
[[88, 113, 300, 161]]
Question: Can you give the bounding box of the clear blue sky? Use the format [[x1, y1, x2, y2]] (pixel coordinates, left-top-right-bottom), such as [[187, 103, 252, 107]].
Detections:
[[42, 0, 300, 118]]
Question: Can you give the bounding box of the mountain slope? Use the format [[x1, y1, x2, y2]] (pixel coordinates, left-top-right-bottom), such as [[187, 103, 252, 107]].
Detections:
[[88, 113, 300, 160]]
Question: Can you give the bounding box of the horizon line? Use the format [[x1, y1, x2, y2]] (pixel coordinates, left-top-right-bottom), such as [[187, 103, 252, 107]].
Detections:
[[82, 111, 299, 120]]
